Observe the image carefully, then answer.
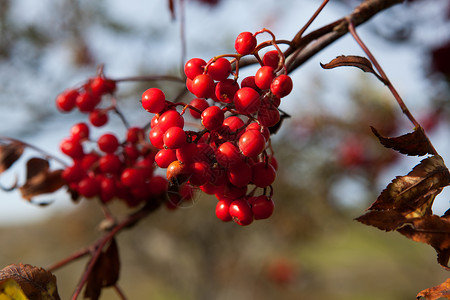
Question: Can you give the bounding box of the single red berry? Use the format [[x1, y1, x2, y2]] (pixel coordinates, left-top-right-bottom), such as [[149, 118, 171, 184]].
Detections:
[[270, 74, 293, 98], [188, 161, 211, 186], [257, 102, 280, 127], [263, 50, 280, 69], [255, 66, 275, 90], [62, 163, 86, 183], [215, 79, 239, 103], [184, 58, 206, 80], [216, 199, 233, 222], [76, 91, 100, 113], [56, 89, 79, 112], [229, 198, 253, 226], [188, 98, 209, 119], [155, 148, 177, 168], [191, 74, 215, 99], [157, 110, 184, 132], [233, 87, 260, 114], [77, 175, 100, 198], [220, 116, 245, 140], [99, 154, 123, 174], [201, 105, 224, 131], [60, 137, 84, 159], [166, 160, 189, 185], [126, 127, 144, 144], [99, 176, 117, 203], [223, 183, 247, 199], [120, 168, 145, 188], [215, 142, 243, 167], [142, 88, 166, 113], [195, 142, 215, 164], [227, 161, 252, 187], [239, 129, 266, 158], [176, 142, 198, 164], [207, 57, 231, 81], [164, 127, 187, 149], [246, 122, 270, 141], [89, 109, 108, 127], [149, 126, 165, 149], [81, 152, 100, 171], [97, 133, 119, 153], [235, 32, 257, 55], [252, 162, 276, 187], [148, 175, 169, 196], [249, 195, 274, 220], [241, 76, 260, 91], [90, 76, 116, 96], [124, 144, 140, 163], [70, 122, 90, 141]]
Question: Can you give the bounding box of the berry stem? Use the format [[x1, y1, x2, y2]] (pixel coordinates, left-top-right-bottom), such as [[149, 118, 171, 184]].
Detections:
[[347, 20, 438, 155]]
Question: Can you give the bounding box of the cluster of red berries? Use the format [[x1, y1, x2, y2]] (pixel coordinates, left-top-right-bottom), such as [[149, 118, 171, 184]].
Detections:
[[141, 30, 291, 225], [55, 75, 116, 127], [55, 30, 291, 226]]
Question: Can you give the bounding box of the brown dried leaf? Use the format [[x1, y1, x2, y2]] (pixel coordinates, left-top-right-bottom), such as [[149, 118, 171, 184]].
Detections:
[[355, 210, 407, 231], [0, 263, 60, 300], [19, 158, 65, 201], [371, 126, 435, 156], [417, 278, 450, 300], [368, 156, 450, 213], [320, 55, 386, 84], [0, 141, 25, 174], [84, 239, 120, 300], [398, 215, 450, 269]]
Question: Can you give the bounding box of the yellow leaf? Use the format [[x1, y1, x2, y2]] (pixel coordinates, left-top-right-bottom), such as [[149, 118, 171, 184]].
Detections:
[[0, 278, 29, 300]]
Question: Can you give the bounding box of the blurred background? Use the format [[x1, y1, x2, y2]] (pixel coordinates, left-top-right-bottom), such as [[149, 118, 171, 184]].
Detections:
[[0, 0, 450, 299]]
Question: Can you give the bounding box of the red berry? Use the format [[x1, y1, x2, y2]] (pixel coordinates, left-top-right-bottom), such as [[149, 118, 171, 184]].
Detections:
[[166, 160, 189, 185], [191, 74, 215, 99], [126, 127, 144, 144], [120, 168, 144, 188], [257, 103, 280, 127], [158, 110, 184, 132], [270, 74, 293, 98], [142, 88, 166, 113], [239, 129, 266, 157], [90, 77, 116, 95], [176, 142, 198, 164], [148, 175, 169, 196], [76, 91, 100, 113], [252, 162, 276, 187], [184, 58, 206, 80], [188, 98, 210, 119], [233, 87, 260, 114], [249, 195, 274, 220], [164, 127, 187, 149], [241, 76, 260, 91], [220, 116, 245, 140], [70, 123, 90, 141], [215, 142, 242, 167], [263, 50, 280, 69], [89, 109, 108, 127], [227, 161, 252, 187], [255, 66, 275, 90], [56, 89, 79, 112], [201, 106, 224, 131], [99, 154, 122, 174], [216, 199, 233, 222], [229, 198, 253, 226], [81, 152, 100, 171], [97, 133, 119, 153], [77, 175, 100, 198], [215, 79, 239, 103], [235, 32, 257, 55], [60, 137, 84, 159], [188, 161, 211, 186], [149, 126, 165, 149], [99, 176, 117, 203], [62, 163, 85, 183], [155, 148, 177, 168], [207, 57, 231, 81], [246, 122, 270, 141]]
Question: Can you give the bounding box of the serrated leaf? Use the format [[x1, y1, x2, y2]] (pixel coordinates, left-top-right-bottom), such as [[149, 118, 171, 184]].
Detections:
[[18, 158, 65, 201], [417, 278, 450, 300], [320, 55, 387, 84], [0, 141, 25, 174], [398, 215, 450, 269], [0, 278, 28, 300], [84, 238, 120, 300], [368, 156, 450, 213], [0, 264, 60, 300], [371, 126, 435, 156]]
